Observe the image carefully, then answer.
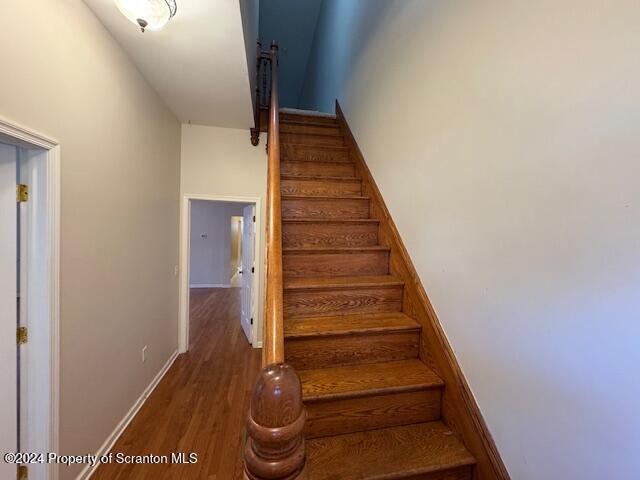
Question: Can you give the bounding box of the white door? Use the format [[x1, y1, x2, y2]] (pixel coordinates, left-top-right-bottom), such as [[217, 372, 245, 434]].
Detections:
[[240, 205, 255, 343], [0, 143, 17, 478]]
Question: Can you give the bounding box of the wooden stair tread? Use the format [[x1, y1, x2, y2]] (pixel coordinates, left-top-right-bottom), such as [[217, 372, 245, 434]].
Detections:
[[279, 110, 337, 120], [283, 246, 389, 254], [280, 119, 338, 128], [285, 312, 419, 338], [282, 131, 342, 138], [281, 174, 359, 182], [300, 359, 442, 401], [281, 161, 356, 179], [282, 143, 348, 151], [282, 194, 368, 201], [284, 275, 403, 291], [281, 159, 354, 166], [282, 218, 379, 224], [280, 125, 344, 138], [307, 421, 476, 480], [281, 159, 353, 167]]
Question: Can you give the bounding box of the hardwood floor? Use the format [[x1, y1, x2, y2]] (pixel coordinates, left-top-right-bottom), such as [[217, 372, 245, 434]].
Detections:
[[93, 288, 261, 480]]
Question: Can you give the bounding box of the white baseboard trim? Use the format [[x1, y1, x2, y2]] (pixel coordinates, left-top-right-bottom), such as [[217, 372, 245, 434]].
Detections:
[[77, 350, 179, 480], [189, 283, 231, 288], [253, 341, 263, 349]]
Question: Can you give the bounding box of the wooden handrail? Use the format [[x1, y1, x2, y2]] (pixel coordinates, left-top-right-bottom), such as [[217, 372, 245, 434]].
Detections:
[[244, 42, 307, 480], [264, 42, 284, 366]]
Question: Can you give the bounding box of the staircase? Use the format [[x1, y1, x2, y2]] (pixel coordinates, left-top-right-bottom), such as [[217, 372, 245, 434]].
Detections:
[[278, 111, 477, 480]]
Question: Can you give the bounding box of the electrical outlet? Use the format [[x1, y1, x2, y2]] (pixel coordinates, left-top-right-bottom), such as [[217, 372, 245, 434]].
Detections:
[[142, 346, 148, 363]]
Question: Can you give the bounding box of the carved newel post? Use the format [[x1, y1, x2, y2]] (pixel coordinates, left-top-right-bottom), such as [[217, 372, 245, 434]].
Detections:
[[245, 364, 307, 480]]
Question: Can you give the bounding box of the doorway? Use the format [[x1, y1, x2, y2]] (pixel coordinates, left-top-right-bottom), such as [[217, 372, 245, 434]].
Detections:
[[179, 195, 262, 353], [0, 120, 60, 480]]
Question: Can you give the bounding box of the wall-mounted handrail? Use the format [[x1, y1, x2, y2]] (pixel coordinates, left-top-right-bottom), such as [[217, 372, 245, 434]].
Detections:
[[244, 42, 307, 480]]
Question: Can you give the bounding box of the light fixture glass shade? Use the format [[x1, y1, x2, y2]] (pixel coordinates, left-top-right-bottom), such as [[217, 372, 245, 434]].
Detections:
[[115, 0, 177, 32]]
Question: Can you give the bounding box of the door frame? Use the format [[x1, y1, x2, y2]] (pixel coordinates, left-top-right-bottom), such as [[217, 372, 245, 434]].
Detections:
[[179, 193, 263, 353], [0, 117, 61, 480]]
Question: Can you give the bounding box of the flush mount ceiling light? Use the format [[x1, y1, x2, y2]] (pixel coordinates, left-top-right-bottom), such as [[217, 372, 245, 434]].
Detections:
[[115, 0, 177, 33]]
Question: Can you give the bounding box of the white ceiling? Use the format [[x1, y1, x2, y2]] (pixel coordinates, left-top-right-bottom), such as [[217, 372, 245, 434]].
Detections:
[[84, 0, 254, 128]]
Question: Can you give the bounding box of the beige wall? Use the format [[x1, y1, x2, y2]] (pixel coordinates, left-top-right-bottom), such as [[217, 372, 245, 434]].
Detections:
[[301, 1, 640, 478], [240, 0, 260, 113], [181, 124, 267, 342], [0, 2, 181, 478]]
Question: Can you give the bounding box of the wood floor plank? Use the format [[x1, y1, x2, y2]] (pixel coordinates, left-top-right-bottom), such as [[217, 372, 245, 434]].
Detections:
[[92, 288, 261, 480]]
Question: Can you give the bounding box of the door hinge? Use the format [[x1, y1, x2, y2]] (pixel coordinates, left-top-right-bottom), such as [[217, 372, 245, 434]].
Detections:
[[17, 326, 28, 345], [17, 465, 28, 480], [252, 215, 256, 222], [251, 267, 255, 273], [16, 184, 29, 202], [250, 318, 253, 325]]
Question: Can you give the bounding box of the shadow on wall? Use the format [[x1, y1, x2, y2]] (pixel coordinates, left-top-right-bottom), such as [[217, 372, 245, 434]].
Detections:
[[298, 0, 396, 113], [258, 0, 324, 108]]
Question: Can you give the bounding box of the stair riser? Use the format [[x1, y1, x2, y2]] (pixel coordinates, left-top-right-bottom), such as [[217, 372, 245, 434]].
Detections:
[[283, 251, 389, 277], [286, 330, 419, 369], [281, 178, 362, 197], [281, 161, 355, 178], [282, 198, 370, 219], [280, 113, 337, 125], [283, 222, 379, 248], [284, 285, 403, 318], [281, 123, 342, 136], [282, 133, 345, 147], [304, 389, 441, 439], [281, 145, 350, 163]]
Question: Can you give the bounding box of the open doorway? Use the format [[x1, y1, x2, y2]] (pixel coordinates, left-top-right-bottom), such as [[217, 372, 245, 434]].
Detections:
[[179, 196, 261, 353], [0, 120, 60, 480]]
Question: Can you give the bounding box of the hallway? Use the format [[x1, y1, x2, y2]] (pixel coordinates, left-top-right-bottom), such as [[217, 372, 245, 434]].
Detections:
[[93, 288, 261, 480]]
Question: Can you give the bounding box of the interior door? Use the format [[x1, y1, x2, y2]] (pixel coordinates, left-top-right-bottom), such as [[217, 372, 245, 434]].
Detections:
[[0, 143, 18, 478], [240, 204, 255, 343]]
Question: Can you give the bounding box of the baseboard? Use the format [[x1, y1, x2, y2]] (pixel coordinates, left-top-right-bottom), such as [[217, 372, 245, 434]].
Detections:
[[189, 283, 231, 288], [77, 350, 179, 480]]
